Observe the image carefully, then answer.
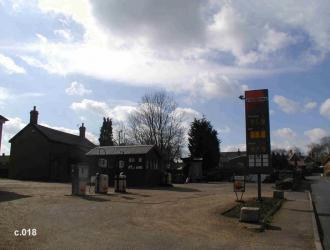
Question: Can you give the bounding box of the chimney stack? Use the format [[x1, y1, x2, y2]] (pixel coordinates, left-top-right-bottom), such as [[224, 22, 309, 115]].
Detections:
[[79, 123, 86, 138], [30, 106, 38, 124]]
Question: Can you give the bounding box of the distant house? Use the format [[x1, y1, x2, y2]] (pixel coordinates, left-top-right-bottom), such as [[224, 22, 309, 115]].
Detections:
[[288, 152, 306, 170], [9, 106, 95, 181], [219, 150, 246, 168], [86, 145, 163, 186], [180, 157, 203, 182], [323, 156, 330, 176]]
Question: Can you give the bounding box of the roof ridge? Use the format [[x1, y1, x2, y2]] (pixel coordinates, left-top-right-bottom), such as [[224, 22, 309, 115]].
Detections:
[[99, 145, 154, 147], [36, 124, 79, 137]]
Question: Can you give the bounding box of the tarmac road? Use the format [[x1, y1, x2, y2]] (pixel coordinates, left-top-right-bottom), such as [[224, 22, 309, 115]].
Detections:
[[310, 175, 330, 250]]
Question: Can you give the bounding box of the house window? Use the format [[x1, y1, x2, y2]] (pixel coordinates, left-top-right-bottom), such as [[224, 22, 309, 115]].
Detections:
[[119, 160, 125, 169], [138, 157, 143, 163], [98, 158, 107, 168], [136, 165, 143, 170], [129, 157, 135, 163], [128, 165, 135, 170], [145, 160, 149, 169], [154, 161, 158, 170]]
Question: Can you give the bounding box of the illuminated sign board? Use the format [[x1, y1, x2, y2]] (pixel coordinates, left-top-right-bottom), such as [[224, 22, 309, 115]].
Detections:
[[245, 89, 271, 173]]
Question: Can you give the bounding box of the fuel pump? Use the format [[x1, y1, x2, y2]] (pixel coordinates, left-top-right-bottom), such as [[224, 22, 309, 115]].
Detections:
[[72, 163, 89, 195]]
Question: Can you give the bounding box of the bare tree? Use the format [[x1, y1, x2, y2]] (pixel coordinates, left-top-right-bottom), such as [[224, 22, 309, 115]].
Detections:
[[128, 91, 184, 161], [308, 136, 330, 164]]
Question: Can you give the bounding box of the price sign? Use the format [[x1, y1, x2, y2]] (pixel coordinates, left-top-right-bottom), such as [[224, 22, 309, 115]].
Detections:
[[234, 176, 245, 192], [245, 89, 271, 174]]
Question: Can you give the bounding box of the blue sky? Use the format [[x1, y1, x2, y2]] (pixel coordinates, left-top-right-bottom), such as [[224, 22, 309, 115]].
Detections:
[[0, 0, 329, 155]]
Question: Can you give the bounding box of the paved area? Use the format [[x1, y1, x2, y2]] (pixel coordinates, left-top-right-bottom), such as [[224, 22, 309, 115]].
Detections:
[[310, 175, 330, 250], [0, 179, 315, 250]]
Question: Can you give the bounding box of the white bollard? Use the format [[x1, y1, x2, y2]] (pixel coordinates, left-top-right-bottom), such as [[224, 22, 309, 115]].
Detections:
[[240, 207, 260, 223]]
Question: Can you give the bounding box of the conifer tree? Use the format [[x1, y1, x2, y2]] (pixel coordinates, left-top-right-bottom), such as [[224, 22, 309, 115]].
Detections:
[[188, 118, 220, 174], [99, 117, 114, 146]]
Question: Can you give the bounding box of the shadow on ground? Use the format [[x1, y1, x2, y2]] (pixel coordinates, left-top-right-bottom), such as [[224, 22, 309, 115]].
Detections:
[[0, 190, 31, 202], [80, 195, 110, 202], [265, 224, 282, 231], [134, 186, 201, 192]]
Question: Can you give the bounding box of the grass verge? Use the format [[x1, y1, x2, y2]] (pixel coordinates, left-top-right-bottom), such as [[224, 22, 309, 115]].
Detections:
[[223, 197, 284, 223]]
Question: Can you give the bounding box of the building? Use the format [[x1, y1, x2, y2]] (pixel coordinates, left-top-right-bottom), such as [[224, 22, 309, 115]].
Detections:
[[288, 152, 306, 170], [180, 157, 203, 182], [0, 153, 9, 177], [323, 156, 330, 177], [0, 115, 8, 153], [219, 150, 246, 168], [86, 145, 163, 186], [9, 106, 95, 181]]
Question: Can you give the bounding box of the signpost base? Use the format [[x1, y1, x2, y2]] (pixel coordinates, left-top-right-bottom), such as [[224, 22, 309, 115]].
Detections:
[[257, 173, 262, 202]]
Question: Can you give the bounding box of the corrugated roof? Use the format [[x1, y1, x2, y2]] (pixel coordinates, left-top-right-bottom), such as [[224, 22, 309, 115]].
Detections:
[[220, 151, 246, 161], [87, 145, 155, 156], [35, 124, 95, 148]]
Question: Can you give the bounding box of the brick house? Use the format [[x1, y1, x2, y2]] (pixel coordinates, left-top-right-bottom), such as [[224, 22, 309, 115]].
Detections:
[[9, 106, 95, 181]]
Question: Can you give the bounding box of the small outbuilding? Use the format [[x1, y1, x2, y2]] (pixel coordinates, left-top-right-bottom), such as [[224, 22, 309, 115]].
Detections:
[[86, 145, 163, 187]]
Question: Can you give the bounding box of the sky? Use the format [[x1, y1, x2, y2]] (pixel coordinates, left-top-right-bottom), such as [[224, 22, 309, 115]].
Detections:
[[0, 0, 329, 155]]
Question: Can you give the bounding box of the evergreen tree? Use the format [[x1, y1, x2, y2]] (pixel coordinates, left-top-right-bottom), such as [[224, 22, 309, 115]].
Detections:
[[99, 117, 114, 146], [188, 118, 220, 174]]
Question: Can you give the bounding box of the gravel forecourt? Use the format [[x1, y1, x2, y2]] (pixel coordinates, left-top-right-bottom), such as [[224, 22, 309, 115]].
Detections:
[[0, 179, 314, 250]]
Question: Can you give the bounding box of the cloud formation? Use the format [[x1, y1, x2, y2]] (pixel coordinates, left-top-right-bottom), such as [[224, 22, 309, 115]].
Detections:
[[4, 0, 328, 101], [320, 98, 330, 119], [65, 81, 92, 96], [273, 128, 297, 139], [0, 53, 26, 74], [273, 95, 318, 114], [304, 128, 329, 143], [273, 95, 299, 114]]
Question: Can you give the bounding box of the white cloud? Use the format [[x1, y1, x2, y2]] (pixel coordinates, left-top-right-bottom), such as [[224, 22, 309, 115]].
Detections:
[[70, 99, 137, 122], [54, 29, 73, 42], [273, 95, 299, 114], [320, 98, 330, 119], [273, 128, 297, 139], [0, 53, 26, 74], [0, 87, 10, 104], [304, 101, 317, 111], [65, 81, 92, 96], [7, 0, 328, 101], [173, 107, 202, 130], [1, 117, 26, 154], [71, 99, 109, 117], [304, 128, 329, 142], [185, 74, 248, 100]]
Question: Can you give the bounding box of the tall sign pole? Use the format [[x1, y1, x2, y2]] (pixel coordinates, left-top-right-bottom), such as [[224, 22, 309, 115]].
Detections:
[[244, 89, 271, 201]]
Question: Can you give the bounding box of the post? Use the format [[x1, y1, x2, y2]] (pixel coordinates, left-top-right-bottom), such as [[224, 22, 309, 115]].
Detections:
[[257, 173, 262, 201]]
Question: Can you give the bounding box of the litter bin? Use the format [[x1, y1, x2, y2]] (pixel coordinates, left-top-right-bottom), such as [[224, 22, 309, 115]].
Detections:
[[114, 173, 126, 193]]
